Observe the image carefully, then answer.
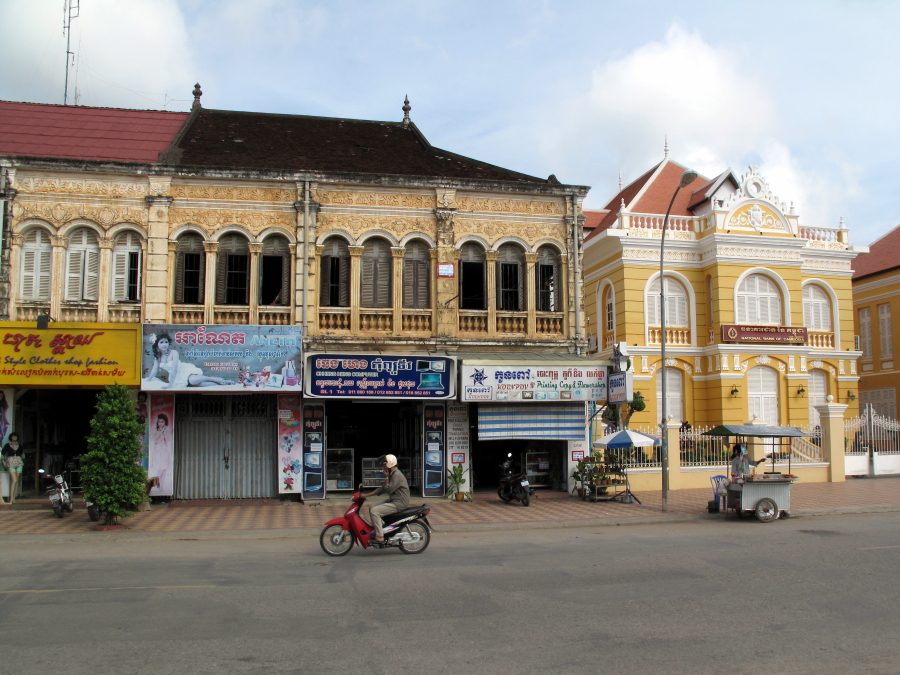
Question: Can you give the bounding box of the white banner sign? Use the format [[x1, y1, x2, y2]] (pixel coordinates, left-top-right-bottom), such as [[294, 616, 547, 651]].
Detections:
[[461, 365, 607, 403]]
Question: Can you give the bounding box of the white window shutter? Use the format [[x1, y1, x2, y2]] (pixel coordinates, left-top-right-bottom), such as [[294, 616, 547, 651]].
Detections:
[[66, 249, 84, 301], [112, 251, 128, 301], [37, 249, 51, 299], [21, 250, 36, 299], [83, 250, 100, 301]]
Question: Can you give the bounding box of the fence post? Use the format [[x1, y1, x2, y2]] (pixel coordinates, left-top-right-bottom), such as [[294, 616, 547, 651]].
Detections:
[[666, 421, 682, 489], [815, 397, 849, 482]]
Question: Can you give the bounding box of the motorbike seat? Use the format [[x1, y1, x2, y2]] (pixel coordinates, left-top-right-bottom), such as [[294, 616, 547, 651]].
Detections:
[[381, 505, 427, 526]]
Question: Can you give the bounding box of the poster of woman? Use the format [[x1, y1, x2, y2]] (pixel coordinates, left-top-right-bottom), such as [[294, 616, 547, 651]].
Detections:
[[148, 394, 175, 496]]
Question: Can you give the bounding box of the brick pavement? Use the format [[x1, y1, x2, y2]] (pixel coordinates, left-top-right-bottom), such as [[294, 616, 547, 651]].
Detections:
[[0, 477, 897, 537]]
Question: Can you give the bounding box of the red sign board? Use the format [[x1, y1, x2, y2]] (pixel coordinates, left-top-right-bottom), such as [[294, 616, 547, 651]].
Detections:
[[721, 325, 808, 344]]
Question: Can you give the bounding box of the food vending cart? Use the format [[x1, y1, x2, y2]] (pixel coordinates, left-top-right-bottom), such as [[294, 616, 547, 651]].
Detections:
[[703, 425, 807, 523]]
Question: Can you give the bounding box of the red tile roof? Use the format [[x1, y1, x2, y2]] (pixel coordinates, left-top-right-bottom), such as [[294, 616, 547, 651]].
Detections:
[[0, 100, 188, 164], [583, 210, 607, 230], [852, 224, 900, 279]]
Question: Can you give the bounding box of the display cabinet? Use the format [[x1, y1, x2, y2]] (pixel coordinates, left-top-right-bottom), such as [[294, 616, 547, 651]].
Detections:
[[524, 451, 551, 488], [326, 448, 354, 491], [361, 457, 385, 489]]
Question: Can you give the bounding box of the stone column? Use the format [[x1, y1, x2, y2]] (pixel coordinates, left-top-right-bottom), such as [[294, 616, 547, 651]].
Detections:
[[485, 250, 498, 335], [0, 187, 18, 321], [349, 245, 363, 333], [97, 237, 113, 322], [391, 247, 405, 336], [50, 235, 67, 321], [7, 233, 23, 320], [202, 242, 218, 324], [525, 252, 537, 338], [559, 253, 570, 338], [434, 206, 457, 338], [664, 419, 682, 490], [429, 249, 440, 335], [814, 399, 849, 482], [293, 197, 320, 333], [311, 245, 324, 336], [144, 195, 174, 323], [248, 242, 263, 325]]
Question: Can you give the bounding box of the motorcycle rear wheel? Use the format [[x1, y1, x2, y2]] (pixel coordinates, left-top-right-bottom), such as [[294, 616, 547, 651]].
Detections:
[[65, 501, 74, 513], [520, 491, 531, 507], [320, 524, 353, 556], [87, 505, 100, 522], [399, 521, 430, 554], [52, 505, 63, 518], [497, 487, 512, 503]]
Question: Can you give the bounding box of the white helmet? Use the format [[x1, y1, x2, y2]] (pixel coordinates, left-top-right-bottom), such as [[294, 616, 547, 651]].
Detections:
[[379, 454, 398, 469]]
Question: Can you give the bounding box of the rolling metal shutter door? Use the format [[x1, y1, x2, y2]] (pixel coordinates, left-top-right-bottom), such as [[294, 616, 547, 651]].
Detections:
[[477, 402, 586, 440]]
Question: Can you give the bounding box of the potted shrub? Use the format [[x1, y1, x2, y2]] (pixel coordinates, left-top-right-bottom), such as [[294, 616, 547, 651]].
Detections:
[[571, 459, 589, 498], [445, 464, 469, 502]]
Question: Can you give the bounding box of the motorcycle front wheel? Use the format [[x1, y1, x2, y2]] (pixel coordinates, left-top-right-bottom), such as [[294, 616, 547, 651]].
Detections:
[[497, 487, 512, 503], [520, 491, 531, 507], [65, 501, 74, 513], [399, 521, 430, 554], [52, 505, 63, 518], [87, 505, 100, 522], [320, 524, 353, 556]]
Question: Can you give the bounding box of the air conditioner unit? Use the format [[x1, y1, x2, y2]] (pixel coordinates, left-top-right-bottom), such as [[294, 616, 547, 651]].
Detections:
[[854, 335, 861, 351], [587, 334, 598, 354]]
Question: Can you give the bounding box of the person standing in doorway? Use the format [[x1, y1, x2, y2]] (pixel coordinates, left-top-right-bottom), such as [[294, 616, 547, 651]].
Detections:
[[361, 454, 409, 545], [1, 432, 25, 504]]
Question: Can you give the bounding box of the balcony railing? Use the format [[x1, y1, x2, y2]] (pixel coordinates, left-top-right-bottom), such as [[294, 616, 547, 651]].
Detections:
[[16, 303, 50, 321], [172, 305, 204, 324], [213, 307, 250, 325], [359, 309, 392, 332], [259, 306, 291, 325], [807, 331, 834, 349], [800, 226, 848, 249], [319, 308, 350, 331], [401, 310, 432, 333], [648, 327, 691, 346], [108, 304, 141, 323], [496, 312, 527, 335], [459, 310, 488, 334], [603, 333, 615, 350], [535, 312, 563, 335], [60, 304, 98, 323]]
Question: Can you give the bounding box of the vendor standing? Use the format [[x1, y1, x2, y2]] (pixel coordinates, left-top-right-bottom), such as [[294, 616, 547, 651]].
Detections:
[[730, 443, 765, 479]]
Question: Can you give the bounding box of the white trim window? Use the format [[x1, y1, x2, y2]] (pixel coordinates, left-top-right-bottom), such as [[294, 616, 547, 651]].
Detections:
[[656, 367, 684, 424], [859, 307, 873, 359], [605, 286, 614, 333], [647, 276, 688, 327], [802, 284, 831, 331], [65, 228, 100, 302], [20, 228, 53, 300], [536, 245, 559, 312], [808, 369, 828, 427], [111, 231, 142, 302], [878, 303, 893, 359], [747, 366, 779, 425], [737, 274, 781, 325]]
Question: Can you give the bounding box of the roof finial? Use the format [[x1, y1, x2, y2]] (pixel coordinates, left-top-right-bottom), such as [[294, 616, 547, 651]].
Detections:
[[192, 83, 202, 110], [618, 170, 623, 191], [664, 135, 669, 158], [402, 95, 411, 127], [839, 216, 846, 229]]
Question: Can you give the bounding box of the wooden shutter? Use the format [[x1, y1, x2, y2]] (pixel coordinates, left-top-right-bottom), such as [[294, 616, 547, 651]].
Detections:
[[860, 308, 872, 358], [879, 304, 893, 357], [360, 257, 374, 307], [402, 256, 414, 308], [65, 249, 84, 301], [112, 251, 129, 301], [83, 249, 100, 301], [216, 251, 228, 305], [517, 258, 525, 311], [338, 255, 350, 306], [37, 247, 51, 299], [647, 279, 660, 326], [319, 255, 331, 305], [21, 250, 36, 299]]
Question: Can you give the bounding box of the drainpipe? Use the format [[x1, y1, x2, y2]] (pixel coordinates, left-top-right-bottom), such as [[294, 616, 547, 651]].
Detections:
[[572, 193, 582, 355], [302, 180, 310, 330]]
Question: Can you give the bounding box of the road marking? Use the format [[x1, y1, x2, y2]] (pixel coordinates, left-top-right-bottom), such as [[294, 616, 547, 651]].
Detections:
[[0, 585, 216, 594], [859, 545, 900, 551]]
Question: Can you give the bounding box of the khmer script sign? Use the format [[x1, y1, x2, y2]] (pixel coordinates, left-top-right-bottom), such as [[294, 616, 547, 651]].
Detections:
[[461, 364, 608, 403], [305, 353, 456, 399], [721, 325, 808, 344]]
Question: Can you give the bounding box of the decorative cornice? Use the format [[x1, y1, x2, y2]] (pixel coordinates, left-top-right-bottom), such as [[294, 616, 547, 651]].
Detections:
[[317, 191, 436, 209], [248, 243, 264, 254], [145, 195, 174, 207], [171, 184, 293, 202], [16, 176, 148, 198], [12, 201, 148, 227], [435, 207, 457, 223], [202, 242, 219, 253], [168, 207, 294, 233]]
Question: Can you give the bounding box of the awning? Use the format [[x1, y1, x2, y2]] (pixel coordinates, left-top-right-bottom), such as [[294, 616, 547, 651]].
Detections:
[[702, 425, 809, 438], [478, 402, 586, 440]]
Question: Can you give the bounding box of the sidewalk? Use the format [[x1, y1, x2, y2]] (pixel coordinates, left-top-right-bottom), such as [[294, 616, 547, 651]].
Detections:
[[1, 477, 897, 539]]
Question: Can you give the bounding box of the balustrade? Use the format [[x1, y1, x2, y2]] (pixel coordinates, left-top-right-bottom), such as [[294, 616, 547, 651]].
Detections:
[[807, 331, 834, 349], [258, 307, 291, 326], [603, 333, 615, 350], [60, 304, 98, 323], [359, 310, 393, 332], [107, 305, 141, 323], [458, 311, 488, 334], [401, 311, 432, 333], [535, 312, 563, 335], [318, 309, 350, 331], [171, 306, 204, 324], [213, 307, 250, 325], [16, 304, 50, 322], [647, 327, 691, 346], [496, 312, 527, 335]]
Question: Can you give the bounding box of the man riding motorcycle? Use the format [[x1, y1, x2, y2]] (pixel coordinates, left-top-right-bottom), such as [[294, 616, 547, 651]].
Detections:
[[361, 454, 410, 545]]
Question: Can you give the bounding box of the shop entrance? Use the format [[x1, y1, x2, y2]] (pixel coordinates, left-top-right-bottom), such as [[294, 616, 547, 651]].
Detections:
[[471, 436, 568, 491], [323, 400, 423, 495], [174, 394, 277, 499]]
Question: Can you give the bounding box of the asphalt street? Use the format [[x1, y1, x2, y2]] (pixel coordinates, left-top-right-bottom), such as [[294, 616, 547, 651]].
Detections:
[[0, 512, 898, 675]]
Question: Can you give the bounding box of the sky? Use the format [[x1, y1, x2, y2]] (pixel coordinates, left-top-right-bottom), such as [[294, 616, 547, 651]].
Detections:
[[1, 0, 898, 247]]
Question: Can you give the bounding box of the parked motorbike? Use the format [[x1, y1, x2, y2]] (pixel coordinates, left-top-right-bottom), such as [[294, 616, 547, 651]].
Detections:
[[38, 469, 74, 518], [84, 498, 102, 522], [498, 452, 533, 506], [320, 489, 433, 556]]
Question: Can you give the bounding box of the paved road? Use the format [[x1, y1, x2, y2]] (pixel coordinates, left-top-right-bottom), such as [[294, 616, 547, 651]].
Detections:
[[1, 512, 898, 675]]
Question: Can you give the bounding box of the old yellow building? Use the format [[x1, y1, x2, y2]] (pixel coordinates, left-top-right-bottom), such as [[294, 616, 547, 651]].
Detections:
[[583, 156, 865, 486]]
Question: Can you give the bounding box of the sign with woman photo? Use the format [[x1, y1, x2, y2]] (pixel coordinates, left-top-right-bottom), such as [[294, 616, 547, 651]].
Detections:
[[140, 324, 302, 393]]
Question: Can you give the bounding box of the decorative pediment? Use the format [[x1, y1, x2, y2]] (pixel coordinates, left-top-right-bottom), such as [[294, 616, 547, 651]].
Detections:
[[722, 166, 791, 215], [722, 167, 793, 233]]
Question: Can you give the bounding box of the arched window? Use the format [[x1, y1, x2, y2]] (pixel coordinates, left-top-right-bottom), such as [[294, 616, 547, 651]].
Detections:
[[737, 274, 781, 325], [497, 243, 525, 311], [459, 243, 486, 310], [604, 286, 615, 334], [174, 233, 205, 304], [111, 231, 142, 302], [402, 240, 430, 309], [261, 235, 290, 305], [808, 369, 828, 427], [20, 228, 52, 301], [65, 227, 100, 302], [361, 237, 391, 308], [319, 237, 350, 307], [647, 276, 688, 327], [747, 366, 779, 425], [536, 245, 559, 312], [656, 367, 684, 424], [803, 284, 832, 331], [216, 234, 250, 305]]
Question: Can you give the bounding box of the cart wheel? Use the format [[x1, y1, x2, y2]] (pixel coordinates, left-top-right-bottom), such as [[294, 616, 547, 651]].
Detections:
[[754, 497, 778, 523]]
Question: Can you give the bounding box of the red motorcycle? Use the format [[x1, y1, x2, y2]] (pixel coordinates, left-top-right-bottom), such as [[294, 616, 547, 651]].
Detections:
[[319, 490, 433, 556]]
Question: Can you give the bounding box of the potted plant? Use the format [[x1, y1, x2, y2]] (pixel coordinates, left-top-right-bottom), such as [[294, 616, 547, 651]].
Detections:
[[445, 464, 469, 502], [571, 459, 589, 498]]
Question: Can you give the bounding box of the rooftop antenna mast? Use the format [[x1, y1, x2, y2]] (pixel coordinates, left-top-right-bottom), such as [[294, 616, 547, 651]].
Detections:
[[63, 0, 80, 105]]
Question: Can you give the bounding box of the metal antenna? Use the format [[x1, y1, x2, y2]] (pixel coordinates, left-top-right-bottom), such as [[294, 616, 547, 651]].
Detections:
[[63, 0, 80, 105]]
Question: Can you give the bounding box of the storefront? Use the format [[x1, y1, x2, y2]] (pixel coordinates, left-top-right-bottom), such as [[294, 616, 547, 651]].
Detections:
[[0, 321, 142, 499], [457, 354, 611, 493], [139, 324, 303, 500], [302, 353, 457, 498]]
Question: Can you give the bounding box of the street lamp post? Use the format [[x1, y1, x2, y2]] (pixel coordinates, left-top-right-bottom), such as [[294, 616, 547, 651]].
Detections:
[[660, 169, 698, 512]]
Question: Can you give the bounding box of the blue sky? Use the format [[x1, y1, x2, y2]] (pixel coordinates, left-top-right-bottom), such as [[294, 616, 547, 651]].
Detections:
[[2, 0, 898, 247]]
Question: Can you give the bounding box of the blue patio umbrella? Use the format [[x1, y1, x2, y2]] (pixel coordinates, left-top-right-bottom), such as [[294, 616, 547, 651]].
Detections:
[[593, 429, 661, 449]]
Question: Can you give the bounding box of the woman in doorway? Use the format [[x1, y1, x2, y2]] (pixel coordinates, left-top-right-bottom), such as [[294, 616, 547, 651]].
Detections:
[[1, 432, 24, 504], [145, 333, 231, 389]]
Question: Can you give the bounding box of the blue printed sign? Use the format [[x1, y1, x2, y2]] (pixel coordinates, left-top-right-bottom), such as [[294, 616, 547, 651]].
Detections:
[[304, 353, 456, 399]]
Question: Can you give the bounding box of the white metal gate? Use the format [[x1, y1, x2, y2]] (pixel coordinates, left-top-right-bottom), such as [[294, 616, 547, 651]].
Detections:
[[844, 404, 900, 476], [174, 394, 278, 499]]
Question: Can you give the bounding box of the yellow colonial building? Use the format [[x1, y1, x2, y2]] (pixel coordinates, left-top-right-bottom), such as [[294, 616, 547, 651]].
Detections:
[[583, 157, 865, 486]]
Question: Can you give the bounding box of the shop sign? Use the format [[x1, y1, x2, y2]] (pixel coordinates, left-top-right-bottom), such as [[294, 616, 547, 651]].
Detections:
[[301, 402, 326, 499], [147, 394, 175, 497], [608, 371, 634, 404], [305, 353, 456, 399], [277, 394, 304, 495], [721, 324, 808, 344], [423, 404, 445, 497], [460, 364, 607, 403], [140, 324, 302, 392], [0, 322, 141, 386], [437, 263, 455, 277]]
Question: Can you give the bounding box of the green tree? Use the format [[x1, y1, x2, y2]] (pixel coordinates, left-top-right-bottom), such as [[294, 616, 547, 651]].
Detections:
[[81, 384, 147, 525]]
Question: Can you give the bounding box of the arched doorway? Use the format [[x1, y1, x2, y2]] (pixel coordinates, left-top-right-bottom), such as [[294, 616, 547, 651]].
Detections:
[[747, 366, 779, 425], [808, 369, 828, 427]]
